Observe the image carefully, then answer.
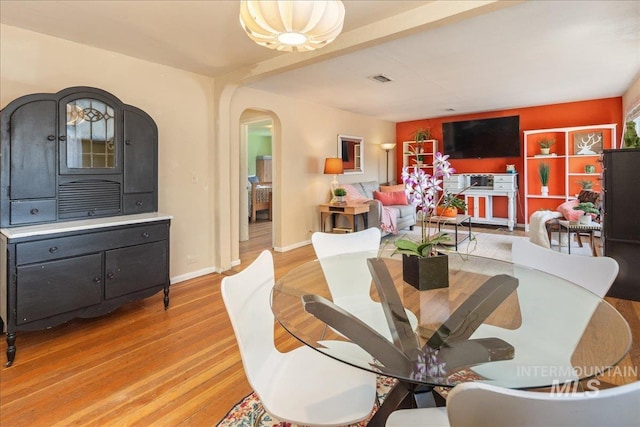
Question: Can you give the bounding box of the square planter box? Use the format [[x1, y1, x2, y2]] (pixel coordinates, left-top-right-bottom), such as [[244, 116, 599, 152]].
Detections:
[[402, 253, 449, 291]]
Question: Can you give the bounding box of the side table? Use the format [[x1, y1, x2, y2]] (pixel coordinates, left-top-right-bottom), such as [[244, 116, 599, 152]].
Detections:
[[319, 203, 370, 233], [429, 214, 472, 250], [558, 220, 601, 256]]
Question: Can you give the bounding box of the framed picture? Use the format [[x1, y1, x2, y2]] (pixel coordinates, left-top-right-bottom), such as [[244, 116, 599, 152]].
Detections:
[[573, 132, 603, 155], [337, 134, 364, 174]]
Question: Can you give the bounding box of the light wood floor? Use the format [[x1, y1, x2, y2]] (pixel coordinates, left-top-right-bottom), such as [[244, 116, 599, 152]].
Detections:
[[0, 221, 638, 426]]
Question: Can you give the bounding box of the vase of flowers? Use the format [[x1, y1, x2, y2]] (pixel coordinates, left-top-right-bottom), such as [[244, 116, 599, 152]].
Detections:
[[394, 153, 456, 290]]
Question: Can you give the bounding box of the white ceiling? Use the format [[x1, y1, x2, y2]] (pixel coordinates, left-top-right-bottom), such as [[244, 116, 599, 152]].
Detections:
[[1, 1, 639, 122]]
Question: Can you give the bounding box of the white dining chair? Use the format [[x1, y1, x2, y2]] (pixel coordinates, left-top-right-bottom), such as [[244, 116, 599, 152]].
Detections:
[[311, 228, 419, 342], [469, 237, 620, 387], [221, 250, 377, 426], [386, 380, 640, 427], [512, 237, 618, 297]]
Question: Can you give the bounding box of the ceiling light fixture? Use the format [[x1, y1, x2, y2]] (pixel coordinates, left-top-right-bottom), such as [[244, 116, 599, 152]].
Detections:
[[239, 0, 345, 52]]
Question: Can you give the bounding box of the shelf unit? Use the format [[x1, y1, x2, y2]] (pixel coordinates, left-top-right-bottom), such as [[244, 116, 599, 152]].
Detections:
[[523, 124, 617, 230], [402, 139, 437, 172]]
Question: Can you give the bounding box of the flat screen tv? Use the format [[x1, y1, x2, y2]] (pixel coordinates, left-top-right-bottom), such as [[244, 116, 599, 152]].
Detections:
[[443, 115, 520, 159]]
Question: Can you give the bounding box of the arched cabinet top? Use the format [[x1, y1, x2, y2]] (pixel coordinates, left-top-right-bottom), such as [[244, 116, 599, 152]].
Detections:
[[1, 86, 158, 227]]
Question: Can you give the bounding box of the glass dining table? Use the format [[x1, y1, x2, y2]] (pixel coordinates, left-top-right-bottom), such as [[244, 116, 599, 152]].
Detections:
[[271, 250, 631, 426]]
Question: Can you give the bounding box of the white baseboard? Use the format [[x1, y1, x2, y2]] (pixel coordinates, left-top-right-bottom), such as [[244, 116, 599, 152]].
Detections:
[[171, 239, 312, 283], [170, 266, 217, 284], [274, 239, 311, 252]]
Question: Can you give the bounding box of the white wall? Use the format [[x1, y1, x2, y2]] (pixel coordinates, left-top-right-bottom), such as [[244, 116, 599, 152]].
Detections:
[[0, 24, 215, 280], [229, 86, 395, 256], [623, 72, 640, 117], [1, 24, 396, 278]]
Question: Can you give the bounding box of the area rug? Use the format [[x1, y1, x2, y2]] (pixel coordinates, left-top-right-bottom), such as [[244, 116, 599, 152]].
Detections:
[[380, 228, 593, 260], [216, 375, 397, 427]]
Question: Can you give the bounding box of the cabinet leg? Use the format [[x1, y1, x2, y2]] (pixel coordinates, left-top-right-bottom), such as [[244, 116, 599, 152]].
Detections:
[[5, 332, 16, 367], [163, 287, 170, 310]]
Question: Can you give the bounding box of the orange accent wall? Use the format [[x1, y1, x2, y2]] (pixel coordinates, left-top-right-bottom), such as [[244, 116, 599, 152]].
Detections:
[[395, 97, 623, 224]]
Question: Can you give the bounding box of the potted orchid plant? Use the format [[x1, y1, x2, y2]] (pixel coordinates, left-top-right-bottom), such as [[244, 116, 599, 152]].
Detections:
[[392, 153, 455, 290], [394, 152, 456, 257]]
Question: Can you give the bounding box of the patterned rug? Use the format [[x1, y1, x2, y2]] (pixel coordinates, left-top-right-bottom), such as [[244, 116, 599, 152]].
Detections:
[[216, 375, 397, 427]]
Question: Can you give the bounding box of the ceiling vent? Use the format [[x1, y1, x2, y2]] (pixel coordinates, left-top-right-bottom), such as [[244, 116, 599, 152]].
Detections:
[[369, 74, 393, 83]]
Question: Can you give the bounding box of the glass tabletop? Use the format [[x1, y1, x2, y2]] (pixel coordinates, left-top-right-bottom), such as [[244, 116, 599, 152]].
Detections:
[[271, 251, 631, 389]]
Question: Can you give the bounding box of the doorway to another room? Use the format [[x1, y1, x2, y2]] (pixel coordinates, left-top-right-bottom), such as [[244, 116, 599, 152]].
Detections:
[[243, 117, 273, 250]]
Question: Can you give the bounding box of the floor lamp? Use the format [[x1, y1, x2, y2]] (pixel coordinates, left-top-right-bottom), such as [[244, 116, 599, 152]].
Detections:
[[381, 143, 396, 185]]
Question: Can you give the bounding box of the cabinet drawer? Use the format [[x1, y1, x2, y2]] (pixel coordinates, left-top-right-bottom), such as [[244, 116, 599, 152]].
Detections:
[[10, 200, 56, 225], [493, 183, 516, 190], [16, 223, 169, 265], [123, 193, 154, 214], [493, 175, 516, 184], [17, 253, 103, 325]]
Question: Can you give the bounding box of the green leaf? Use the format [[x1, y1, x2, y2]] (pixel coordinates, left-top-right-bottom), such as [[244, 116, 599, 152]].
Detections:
[[395, 239, 420, 252]]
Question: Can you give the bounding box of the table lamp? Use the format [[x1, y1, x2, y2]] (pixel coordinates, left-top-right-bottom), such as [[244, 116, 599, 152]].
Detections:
[[380, 143, 396, 185], [324, 157, 344, 202]]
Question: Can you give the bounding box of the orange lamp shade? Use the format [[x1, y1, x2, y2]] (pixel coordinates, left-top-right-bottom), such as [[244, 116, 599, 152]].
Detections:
[[324, 157, 344, 175]]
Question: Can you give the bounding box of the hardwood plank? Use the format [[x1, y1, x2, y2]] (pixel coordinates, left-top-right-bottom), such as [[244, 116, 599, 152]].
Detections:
[[0, 222, 637, 426]]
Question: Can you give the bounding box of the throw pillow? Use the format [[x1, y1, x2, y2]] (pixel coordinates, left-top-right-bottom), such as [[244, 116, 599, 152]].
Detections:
[[556, 199, 582, 221], [380, 184, 405, 193], [374, 190, 408, 206], [340, 184, 371, 204]]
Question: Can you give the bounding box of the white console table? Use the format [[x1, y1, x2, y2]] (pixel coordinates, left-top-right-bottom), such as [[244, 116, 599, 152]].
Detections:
[[444, 174, 518, 231]]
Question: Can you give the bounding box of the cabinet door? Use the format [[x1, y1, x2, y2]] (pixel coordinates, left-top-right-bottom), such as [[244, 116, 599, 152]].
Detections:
[[123, 109, 156, 193], [105, 240, 168, 299], [10, 100, 57, 200], [59, 96, 122, 174], [16, 254, 103, 325]]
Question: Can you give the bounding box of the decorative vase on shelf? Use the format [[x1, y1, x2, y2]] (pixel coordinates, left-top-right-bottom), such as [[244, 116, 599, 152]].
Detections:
[[402, 253, 449, 291], [540, 148, 550, 155], [585, 164, 596, 174], [541, 186, 549, 196]]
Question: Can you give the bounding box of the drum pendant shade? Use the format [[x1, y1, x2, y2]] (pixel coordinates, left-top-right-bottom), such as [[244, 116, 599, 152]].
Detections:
[[239, 0, 345, 52]]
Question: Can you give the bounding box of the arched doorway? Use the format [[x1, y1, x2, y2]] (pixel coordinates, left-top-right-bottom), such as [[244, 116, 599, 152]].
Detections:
[[239, 109, 277, 250]]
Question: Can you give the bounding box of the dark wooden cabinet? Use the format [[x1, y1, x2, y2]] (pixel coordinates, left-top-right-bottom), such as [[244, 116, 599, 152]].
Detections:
[[1, 87, 169, 366], [1, 216, 171, 365], [602, 148, 640, 301], [1, 86, 158, 227]]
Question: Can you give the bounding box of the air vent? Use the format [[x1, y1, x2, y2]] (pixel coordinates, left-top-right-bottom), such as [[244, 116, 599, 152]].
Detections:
[[369, 74, 393, 83]]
